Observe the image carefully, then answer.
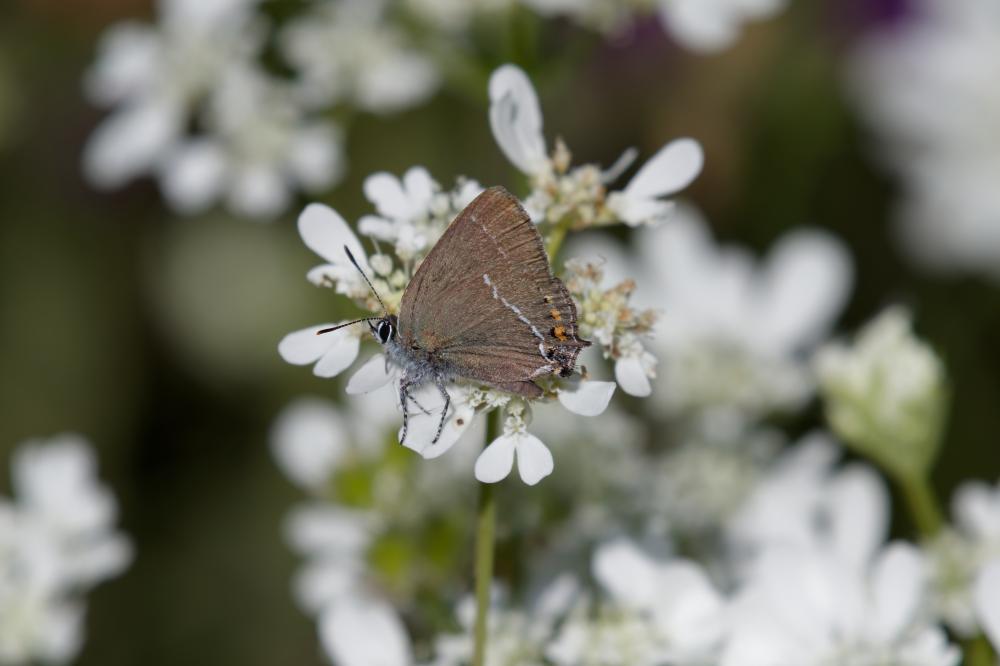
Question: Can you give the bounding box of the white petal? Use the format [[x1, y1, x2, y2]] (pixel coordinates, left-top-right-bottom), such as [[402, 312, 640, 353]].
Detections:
[[298, 203, 368, 266], [615, 356, 652, 397], [827, 464, 889, 569], [403, 166, 435, 212], [660, 0, 740, 53], [624, 138, 703, 200], [227, 164, 289, 219], [514, 432, 554, 485], [83, 101, 181, 188], [270, 398, 348, 490], [488, 64, 547, 176], [278, 324, 341, 364], [593, 538, 660, 608], [364, 172, 411, 221], [755, 229, 852, 353], [474, 433, 517, 483], [346, 354, 393, 394], [158, 140, 227, 214], [973, 561, 1000, 652], [399, 384, 476, 459], [557, 380, 616, 416], [288, 123, 344, 192], [871, 542, 925, 642], [320, 597, 411, 666], [313, 334, 361, 378]]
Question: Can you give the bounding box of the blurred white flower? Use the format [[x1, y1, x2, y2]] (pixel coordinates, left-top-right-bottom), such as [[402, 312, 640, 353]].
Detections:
[[973, 561, 1000, 654], [270, 398, 351, 493], [432, 579, 575, 666], [489, 64, 701, 229], [280, 0, 440, 113], [852, 0, 1000, 281], [84, 0, 343, 219], [320, 596, 414, 666], [726, 432, 890, 573], [0, 435, 131, 664], [590, 538, 726, 665], [631, 205, 852, 417], [657, 0, 789, 52], [723, 542, 960, 666], [815, 306, 947, 480], [926, 477, 1000, 636], [649, 411, 780, 536], [83, 0, 262, 189], [160, 65, 343, 219]]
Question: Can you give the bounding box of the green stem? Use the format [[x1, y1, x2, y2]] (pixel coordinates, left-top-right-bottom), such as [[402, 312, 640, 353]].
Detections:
[[472, 410, 502, 666], [897, 473, 944, 539], [545, 218, 572, 264], [962, 634, 996, 666]]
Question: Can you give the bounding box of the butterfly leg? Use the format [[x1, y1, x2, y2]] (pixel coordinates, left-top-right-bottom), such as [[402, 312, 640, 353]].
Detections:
[[398, 377, 410, 446], [430, 377, 450, 445], [406, 393, 433, 416]]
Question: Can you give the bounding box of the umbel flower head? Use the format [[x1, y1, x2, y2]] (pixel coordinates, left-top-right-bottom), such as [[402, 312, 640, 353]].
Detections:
[[280, 64, 701, 485], [814, 306, 948, 482]]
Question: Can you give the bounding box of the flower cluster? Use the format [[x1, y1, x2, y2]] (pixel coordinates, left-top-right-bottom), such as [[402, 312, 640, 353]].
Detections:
[[851, 0, 1000, 281], [0, 435, 131, 663], [563, 258, 659, 396], [815, 306, 948, 481], [490, 65, 703, 231], [83, 0, 786, 218], [279, 64, 700, 485]]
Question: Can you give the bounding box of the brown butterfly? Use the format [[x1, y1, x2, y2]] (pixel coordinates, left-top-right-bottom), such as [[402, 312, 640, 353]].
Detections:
[[321, 186, 590, 445]]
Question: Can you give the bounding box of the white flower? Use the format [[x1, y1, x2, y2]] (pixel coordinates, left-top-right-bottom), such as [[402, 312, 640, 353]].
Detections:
[[925, 478, 1000, 636], [320, 596, 413, 666], [973, 561, 1000, 654], [270, 398, 350, 492], [851, 0, 1000, 281], [723, 542, 960, 666], [280, 0, 440, 113], [632, 205, 852, 417], [160, 65, 343, 219], [562, 259, 659, 397], [726, 432, 890, 572], [605, 139, 703, 227], [648, 411, 780, 535], [657, 0, 789, 53], [83, 0, 343, 218], [591, 538, 726, 664], [0, 435, 131, 664], [360, 167, 483, 263], [432, 580, 574, 666], [83, 0, 263, 189], [488, 64, 701, 229], [815, 306, 947, 479]]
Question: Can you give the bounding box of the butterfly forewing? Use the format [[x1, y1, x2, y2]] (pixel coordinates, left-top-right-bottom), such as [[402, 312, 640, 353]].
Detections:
[[398, 187, 588, 397]]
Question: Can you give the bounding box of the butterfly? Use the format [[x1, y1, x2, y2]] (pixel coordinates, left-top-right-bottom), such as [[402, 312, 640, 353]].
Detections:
[[321, 186, 590, 445]]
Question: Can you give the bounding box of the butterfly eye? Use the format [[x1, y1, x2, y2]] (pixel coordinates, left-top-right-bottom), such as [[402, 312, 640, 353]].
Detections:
[[377, 320, 393, 344]]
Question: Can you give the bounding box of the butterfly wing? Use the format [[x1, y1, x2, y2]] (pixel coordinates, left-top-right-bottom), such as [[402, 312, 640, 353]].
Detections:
[[398, 187, 588, 397]]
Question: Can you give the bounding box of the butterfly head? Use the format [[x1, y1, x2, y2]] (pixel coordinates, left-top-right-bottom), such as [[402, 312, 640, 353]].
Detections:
[[369, 314, 398, 346]]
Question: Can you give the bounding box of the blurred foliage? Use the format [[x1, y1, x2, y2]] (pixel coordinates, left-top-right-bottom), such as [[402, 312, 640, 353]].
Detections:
[[1, 0, 999, 665]]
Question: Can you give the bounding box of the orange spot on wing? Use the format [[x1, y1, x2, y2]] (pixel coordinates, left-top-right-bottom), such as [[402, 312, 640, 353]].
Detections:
[[552, 325, 569, 341], [550, 308, 562, 321]]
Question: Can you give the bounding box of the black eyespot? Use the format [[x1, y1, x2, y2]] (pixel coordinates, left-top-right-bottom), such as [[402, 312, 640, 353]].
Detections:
[[377, 320, 393, 344]]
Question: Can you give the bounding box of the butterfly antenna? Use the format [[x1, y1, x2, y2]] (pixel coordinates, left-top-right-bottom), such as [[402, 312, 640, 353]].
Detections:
[[344, 245, 389, 315], [316, 317, 379, 336]]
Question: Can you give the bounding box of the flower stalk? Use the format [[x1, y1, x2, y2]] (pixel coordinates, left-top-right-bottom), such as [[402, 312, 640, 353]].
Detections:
[[472, 409, 502, 665]]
